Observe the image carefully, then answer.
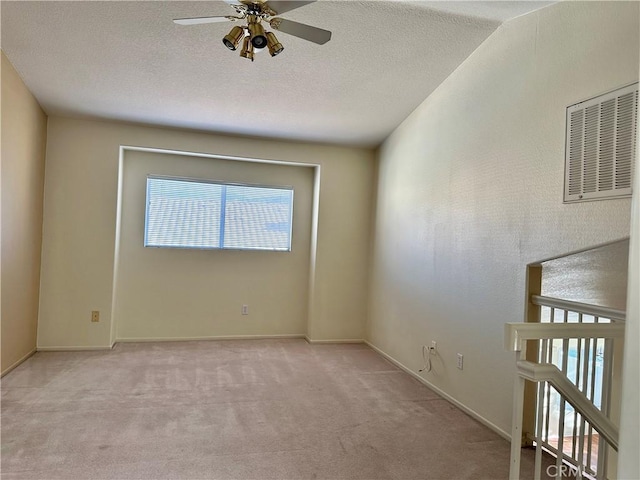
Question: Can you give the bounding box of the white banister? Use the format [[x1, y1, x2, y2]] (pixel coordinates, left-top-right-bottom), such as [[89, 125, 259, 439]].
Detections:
[[504, 322, 625, 353], [506, 320, 624, 479], [516, 360, 619, 450], [530, 295, 626, 321]]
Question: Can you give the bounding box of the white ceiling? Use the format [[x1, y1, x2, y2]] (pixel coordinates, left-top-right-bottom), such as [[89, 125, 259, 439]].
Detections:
[[1, 1, 553, 147]]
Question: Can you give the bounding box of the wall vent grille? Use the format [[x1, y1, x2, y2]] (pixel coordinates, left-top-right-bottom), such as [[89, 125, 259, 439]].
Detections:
[[565, 83, 637, 203]]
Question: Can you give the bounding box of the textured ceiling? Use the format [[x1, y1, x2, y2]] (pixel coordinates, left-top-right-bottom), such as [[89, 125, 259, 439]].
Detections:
[[1, 1, 553, 147]]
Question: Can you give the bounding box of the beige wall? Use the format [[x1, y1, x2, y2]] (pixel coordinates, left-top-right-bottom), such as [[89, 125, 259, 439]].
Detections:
[[368, 1, 638, 436], [540, 239, 629, 311], [1, 51, 47, 373], [114, 150, 313, 340], [37, 116, 374, 348]]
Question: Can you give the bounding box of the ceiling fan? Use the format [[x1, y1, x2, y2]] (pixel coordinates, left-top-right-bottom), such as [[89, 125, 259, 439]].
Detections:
[[173, 0, 331, 61]]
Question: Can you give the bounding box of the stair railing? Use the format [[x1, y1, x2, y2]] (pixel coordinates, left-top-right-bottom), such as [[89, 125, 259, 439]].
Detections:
[[505, 298, 625, 480]]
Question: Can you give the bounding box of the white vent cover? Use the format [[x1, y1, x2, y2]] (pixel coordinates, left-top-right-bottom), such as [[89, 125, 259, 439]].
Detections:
[[565, 83, 637, 202]]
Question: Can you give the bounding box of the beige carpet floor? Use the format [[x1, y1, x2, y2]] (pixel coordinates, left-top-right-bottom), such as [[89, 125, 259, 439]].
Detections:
[[1, 339, 548, 479]]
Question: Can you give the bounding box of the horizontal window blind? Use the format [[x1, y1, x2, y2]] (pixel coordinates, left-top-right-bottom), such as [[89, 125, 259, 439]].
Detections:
[[145, 177, 293, 251]]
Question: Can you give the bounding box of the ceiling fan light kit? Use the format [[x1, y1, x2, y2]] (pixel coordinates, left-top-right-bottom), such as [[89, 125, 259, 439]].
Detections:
[[222, 25, 245, 50], [248, 18, 268, 49], [239, 35, 254, 60], [174, 0, 331, 62], [266, 32, 284, 56]]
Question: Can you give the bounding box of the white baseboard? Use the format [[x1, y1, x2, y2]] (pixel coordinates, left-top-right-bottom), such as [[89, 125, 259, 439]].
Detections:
[[37, 345, 114, 352], [304, 336, 365, 344], [364, 340, 511, 441], [1, 348, 37, 377], [115, 334, 306, 343]]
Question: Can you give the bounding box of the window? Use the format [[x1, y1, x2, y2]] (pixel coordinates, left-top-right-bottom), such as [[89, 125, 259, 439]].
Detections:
[[144, 176, 293, 251]]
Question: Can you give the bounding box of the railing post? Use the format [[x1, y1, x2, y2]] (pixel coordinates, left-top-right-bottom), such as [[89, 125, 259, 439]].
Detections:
[[510, 350, 526, 480], [523, 265, 543, 446]]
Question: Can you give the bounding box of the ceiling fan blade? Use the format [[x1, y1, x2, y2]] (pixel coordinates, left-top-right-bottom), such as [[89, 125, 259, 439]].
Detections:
[[264, 1, 316, 15], [173, 16, 241, 25], [269, 18, 331, 45]]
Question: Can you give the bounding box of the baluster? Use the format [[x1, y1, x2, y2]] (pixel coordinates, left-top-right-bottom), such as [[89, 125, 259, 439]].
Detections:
[[576, 336, 591, 477], [556, 310, 570, 478], [571, 313, 583, 460], [536, 338, 549, 480], [586, 322, 599, 474]]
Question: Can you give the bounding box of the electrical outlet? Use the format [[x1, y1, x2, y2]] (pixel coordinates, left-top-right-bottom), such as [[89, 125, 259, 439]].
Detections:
[[457, 353, 464, 370], [431, 341, 437, 354], [241, 305, 249, 315], [91, 311, 100, 323]]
